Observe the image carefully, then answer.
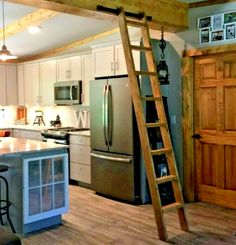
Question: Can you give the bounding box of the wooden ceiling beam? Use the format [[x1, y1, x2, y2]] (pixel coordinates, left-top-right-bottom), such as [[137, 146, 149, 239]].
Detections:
[[7, 0, 188, 32], [189, 0, 236, 8], [17, 27, 120, 62], [0, 9, 59, 40]]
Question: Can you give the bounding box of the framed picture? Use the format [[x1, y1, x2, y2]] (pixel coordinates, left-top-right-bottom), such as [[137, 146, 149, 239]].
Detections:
[[224, 11, 236, 24], [200, 28, 210, 44], [212, 14, 223, 30], [211, 30, 224, 42], [198, 16, 211, 29], [226, 24, 235, 39]]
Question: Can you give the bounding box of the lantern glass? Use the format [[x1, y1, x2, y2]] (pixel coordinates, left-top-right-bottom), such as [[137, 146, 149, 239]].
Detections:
[[157, 60, 169, 85]]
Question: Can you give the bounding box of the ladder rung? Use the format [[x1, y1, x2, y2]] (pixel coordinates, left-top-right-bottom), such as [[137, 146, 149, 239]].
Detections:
[[162, 202, 183, 213], [150, 148, 172, 156], [146, 122, 166, 128], [126, 19, 146, 27], [130, 45, 152, 52], [141, 96, 162, 101], [136, 71, 157, 76], [156, 175, 177, 185]]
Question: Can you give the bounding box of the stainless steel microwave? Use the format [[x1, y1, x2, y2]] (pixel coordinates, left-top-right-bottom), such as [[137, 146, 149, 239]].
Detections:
[[54, 81, 82, 105]]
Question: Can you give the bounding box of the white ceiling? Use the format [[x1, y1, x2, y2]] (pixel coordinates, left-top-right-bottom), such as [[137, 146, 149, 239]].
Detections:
[[1, 2, 120, 59]]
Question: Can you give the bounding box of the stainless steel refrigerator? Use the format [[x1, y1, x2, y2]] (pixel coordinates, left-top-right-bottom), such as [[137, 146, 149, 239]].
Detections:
[[90, 77, 141, 202]]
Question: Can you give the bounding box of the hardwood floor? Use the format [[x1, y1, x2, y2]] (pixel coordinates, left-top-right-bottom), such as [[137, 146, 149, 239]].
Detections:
[[21, 185, 236, 244]]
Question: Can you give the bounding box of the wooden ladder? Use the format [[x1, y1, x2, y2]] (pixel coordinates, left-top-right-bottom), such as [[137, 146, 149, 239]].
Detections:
[[118, 8, 189, 241]]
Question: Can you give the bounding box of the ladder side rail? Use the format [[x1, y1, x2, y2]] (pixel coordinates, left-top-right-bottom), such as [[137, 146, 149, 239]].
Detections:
[[119, 10, 168, 241], [141, 15, 189, 232]]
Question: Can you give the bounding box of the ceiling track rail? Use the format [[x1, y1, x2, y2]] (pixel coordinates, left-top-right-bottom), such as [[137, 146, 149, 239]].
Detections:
[[96, 5, 152, 21]]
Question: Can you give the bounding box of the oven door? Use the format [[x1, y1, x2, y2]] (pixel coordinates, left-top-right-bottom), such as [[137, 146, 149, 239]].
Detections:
[[42, 137, 68, 145]]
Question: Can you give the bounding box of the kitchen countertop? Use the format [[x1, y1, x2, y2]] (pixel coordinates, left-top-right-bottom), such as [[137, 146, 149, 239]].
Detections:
[[69, 130, 90, 136], [0, 125, 48, 131], [0, 137, 68, 156]]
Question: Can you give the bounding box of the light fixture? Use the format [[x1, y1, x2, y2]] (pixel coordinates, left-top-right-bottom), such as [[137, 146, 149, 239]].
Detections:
[[157, 26, 169, 85], [0, 0, 17, 61], [28, 26, 41, 34]]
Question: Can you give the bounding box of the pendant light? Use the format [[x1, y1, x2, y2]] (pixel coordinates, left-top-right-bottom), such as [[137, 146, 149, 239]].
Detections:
[[0, 0, 17, 61], [157, 27, 169, 85]]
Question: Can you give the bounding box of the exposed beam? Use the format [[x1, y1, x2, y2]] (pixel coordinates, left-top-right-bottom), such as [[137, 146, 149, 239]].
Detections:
[[7, 0, 188, 32], [17, 27, 120, 62], [189, 0, 236, 8], [0, 9, 59, 40]]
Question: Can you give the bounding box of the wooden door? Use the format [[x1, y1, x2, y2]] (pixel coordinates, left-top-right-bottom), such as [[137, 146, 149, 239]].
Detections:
[[194, 53, 236, 209]]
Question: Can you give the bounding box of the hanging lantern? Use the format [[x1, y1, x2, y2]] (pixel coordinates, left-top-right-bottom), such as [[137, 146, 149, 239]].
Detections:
[[157, 27, 169, 85]]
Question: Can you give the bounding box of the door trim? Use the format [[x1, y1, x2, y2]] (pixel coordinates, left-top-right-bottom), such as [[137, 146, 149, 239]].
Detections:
[[182, 43, 236, 202]]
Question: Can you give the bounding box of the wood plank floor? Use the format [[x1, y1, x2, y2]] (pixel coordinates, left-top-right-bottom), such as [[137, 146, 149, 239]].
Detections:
[[20, 185, 236, 244]]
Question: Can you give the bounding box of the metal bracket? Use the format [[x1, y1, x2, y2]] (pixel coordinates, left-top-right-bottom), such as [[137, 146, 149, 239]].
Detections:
[[96, 5, 152, 21]]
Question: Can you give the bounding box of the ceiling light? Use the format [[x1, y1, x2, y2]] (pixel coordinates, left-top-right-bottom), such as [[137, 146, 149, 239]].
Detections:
[[28, 26, 41, 34], [0, 0, 17, 61]]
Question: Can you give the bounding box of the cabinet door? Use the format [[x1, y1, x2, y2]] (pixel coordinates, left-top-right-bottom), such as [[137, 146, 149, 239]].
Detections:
[[81, 54, 93, 105], [17, 65, 25, 106], [114, 44, 127, 76], [93, 46, 114, 78], [57, 58, 69, 82], [6, 65, 18, 106], [0, 65, 6, 105], [23, 153, 69, 224], [69, 56, 82, 81], [40, 60, 56, 106], [24, 63, 40, 106], [70, 144, 90, 165]]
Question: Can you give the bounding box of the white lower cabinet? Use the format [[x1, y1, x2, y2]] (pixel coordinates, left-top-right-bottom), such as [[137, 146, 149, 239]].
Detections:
[[69, 134, 91, 184], [23, 153, 69, 224]]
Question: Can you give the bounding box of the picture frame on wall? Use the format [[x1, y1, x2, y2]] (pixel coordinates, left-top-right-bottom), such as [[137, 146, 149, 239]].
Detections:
[[212, 14, 223, 30], [226, 24, 236, 39], [211, 30, 224, 42], [200, 28, 210, 43], [198, 16, 211, 29], [224, 11, 236, 24]]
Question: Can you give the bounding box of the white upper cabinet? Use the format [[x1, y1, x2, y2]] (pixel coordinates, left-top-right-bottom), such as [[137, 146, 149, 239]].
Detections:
[[92, 42, 140, 78], [0, 64, 17, 106], [81, 54, 93, 106], [40, 60, 56, 106], [24, 63, 40, 106], [92, 45, 114, 78], [17, 65, 25, 106], [57, 56, 82, 82], [0, 65, 7, 105]]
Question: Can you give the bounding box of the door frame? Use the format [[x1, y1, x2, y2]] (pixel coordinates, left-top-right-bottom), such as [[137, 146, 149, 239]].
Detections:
[[182, 43, 236, 202]]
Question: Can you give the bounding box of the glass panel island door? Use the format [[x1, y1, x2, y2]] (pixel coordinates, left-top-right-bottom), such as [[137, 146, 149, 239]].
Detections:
[[23, 153, 68, 224]]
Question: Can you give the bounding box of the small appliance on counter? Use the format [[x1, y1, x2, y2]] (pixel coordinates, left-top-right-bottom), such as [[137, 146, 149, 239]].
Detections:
[[15, 106, 27, 125], [33, 110, 45, 126], [50, 115, 62, 128]]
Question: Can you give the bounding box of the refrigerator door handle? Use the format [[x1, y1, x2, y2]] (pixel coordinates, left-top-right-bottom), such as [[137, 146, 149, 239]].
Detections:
[[90, 153, 132, 163], [103, 85, 109, 145], [107, 84, 113, 146]]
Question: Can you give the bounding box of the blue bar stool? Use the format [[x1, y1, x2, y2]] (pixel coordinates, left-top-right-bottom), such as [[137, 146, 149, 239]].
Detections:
[[0, 165, 15, 233]]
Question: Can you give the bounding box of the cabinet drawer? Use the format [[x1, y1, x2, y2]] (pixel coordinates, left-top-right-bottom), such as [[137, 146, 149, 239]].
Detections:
[[70, 162, 91, 184], [70, 135, 90, 145], [70, 144, 91, 165]]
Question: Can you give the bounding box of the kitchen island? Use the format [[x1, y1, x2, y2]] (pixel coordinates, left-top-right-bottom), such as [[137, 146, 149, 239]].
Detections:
[[0, 137, 68, 234]]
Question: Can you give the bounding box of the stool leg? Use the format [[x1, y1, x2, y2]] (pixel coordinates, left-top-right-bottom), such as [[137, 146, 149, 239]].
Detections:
[[1, 176, 16, 233], [0, 181, 3, 225]]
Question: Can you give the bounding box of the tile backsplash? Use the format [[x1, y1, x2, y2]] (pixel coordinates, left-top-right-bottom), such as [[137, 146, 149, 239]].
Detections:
[[0, 105, 90, 128]]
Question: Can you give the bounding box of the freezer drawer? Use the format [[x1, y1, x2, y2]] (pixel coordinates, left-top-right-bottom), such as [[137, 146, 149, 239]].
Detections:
[[91, 151, 137, 202]]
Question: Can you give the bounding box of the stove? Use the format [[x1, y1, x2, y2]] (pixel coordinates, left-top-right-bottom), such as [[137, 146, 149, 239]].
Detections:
[[41, 127, 90, 144]]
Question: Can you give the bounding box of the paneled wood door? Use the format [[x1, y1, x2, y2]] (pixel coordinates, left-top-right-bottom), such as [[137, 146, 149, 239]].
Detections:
[[194, 53, 236, 209]]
